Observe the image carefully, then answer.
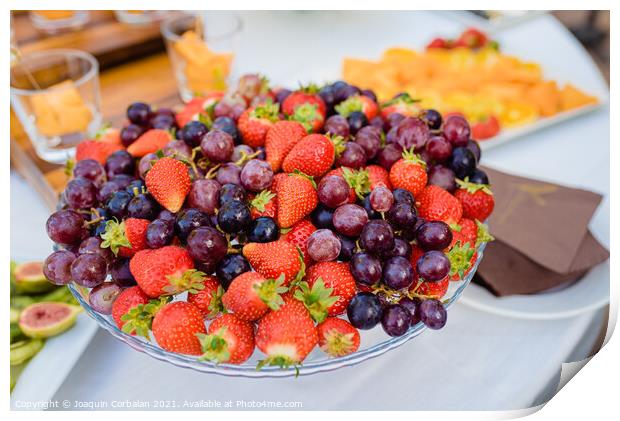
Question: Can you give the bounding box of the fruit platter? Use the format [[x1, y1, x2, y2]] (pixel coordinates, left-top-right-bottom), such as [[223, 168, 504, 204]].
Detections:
[[42, 74, 495, 377]]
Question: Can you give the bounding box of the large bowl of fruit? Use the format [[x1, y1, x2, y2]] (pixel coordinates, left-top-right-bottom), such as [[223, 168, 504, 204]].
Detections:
[[43, 74, 495, 377]]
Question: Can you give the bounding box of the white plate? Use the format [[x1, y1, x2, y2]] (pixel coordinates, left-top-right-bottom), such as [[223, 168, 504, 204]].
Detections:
[[459, 260, 609, 320]]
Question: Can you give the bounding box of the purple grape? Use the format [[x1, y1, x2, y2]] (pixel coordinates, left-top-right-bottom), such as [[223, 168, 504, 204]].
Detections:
[[150, 113, 176, 130], [105, 150, 135, 178], [449, 147, 476, 179], [125, 179, 145, 194], [97, 181, 121, 202], [64, 177, 97, 209], [110, 174, 135, 190], [46, 210, 88, 245], [420, 299, 447, 329], [89, 282, 122, 315], [187, 227, 228, 264], [350, 252, 382, 285], [146, 219, 174, 248], [275, 88, 292, 105], [318, 175, 350, 208], [337, 234, 356, 262], [376, 143, 403, 170], [469, 168, 489, 185], [188, 179, 221, 215], [43, 250, 76, 285], [387, 202, 417, 229], [347, 111, 368, 135], [394, 117, 430, 151], [417, 221, 453, 251], [360, 89, 377, 102], [319, 85, 336, 113], [399, 296, 422, 325], [212, 116, 240, 143], [217, 201, 251, 234], [361, 195, 380, 219], [201, 129, 235, 163], [216, 254, 251, 290], [347, 292, 382, 330], [386, 112, 406, 131], [336, 142, 367, 169], [105, 190, 133, 219], [231, 144, 254, 164], [335, 84, 361, 103], [382, 256, 414, 290], [127, 102, 152, 125], [216, 163, 242, 185], [360, 220, 394, 254], [443, 115, 470, 147], [381, 304, 411, 336], [120, 124, 144, 147], [428, 166, 457, 192], [381, 237, 412, 260], [324, 115, 350, 138], [332, 204, 368, 237], [416, 250, 451, 281], [219, 183, 247, 205], [127, 194, 160, 220], [247, 216, 279, 243], [425, 135, 452, 162], [138, 153, 158, 179], [255, 145, 267, 161], [182, 120, 208, 147], [163, 139, 192, 160], [157, 209, 176, 223], [420, 109, 442, 130], [310, 204, 335, 229], [369, 186, 394, 212], [78, 236, 113, 263], [307, 229, 341, 262], [110, 259, 136, 287], [175, 208, 211, 242], [466, 139, 481, 163], [392, 188, 415, 206], [369, 116, 384, 131], [70, 253, 107, 288], [240, 159, 273, 192], [354, 126, 381, 160], [73, 159, 105, 187]]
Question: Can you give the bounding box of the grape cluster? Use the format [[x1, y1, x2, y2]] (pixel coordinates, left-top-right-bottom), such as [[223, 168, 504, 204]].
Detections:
[[43, 74, 491, 356]]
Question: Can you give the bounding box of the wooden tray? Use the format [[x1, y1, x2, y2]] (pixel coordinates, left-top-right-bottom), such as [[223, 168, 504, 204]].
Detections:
[[10, 53, 182, 208], [12, 10, 173, 70]]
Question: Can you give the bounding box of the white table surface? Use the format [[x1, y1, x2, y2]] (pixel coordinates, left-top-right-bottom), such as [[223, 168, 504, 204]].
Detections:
[[10, 11, 609, 410]]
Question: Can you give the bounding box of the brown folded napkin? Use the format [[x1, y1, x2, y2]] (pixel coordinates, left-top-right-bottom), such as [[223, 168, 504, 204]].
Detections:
[[474, 167, 609, 296]]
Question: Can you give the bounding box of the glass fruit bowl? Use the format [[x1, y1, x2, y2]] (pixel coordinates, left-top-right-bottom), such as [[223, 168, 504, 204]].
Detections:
[[68, 243, 486, 378]]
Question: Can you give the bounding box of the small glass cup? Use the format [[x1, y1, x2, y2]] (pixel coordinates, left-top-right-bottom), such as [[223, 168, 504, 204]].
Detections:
[[114, 10, 170, 25], [10, 49, 102, 164], [29, 11, 90, 34], [161, 12, 242, 102]]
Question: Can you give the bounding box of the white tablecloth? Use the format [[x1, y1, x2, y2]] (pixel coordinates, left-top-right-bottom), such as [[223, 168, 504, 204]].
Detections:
[[10, 11, 609, 410]]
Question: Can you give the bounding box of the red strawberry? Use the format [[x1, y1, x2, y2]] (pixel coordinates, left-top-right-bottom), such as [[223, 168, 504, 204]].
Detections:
[[365, 164, 391, 190], [100, 218, 149, 258], [317, 317, 360, 357], [265, 120, 307, 172], [145, 157, 191, 213], [446, 240, 477, 281], [249, 190, 276, 219], [242, 240, 303, 286], [389, 148, 428, 196], [111, 286, 149, 332], [95, 126, 122, 145], [129, 245, 200, 297], [426, 37, 450, 49], [454, 218, 477, 246], [417, 185, 463, 225], [454, 179, 495, 221], [298, 262, 357, 320], [197, 313, 255, 364], [274, 172, 318, 228], [380, 93, 422, 119], [238, 101, 280, 148], [282, 89, 326, 132], [282, 134, 344, 177], [325, 167, 370, 202], [456, 28, 489, 49], [127, 129, 172, 158], [175, 93, 223, 128], [256, 294, 318, 369], [410, 277, 449, 299], [187, 275, 225, 319], [409, 244, 425, 268], [152, 301, 206, 355], [335, 94, 379, 120], [75, 140, 123, 164], [222, 271, 287, 321], [281, 219, 316, 263]]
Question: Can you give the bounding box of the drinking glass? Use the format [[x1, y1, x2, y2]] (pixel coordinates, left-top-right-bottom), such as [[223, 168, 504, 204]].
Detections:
[[10, 49, 102, 164], [29, 10, 90, 34], [161, 12, 242, 102]]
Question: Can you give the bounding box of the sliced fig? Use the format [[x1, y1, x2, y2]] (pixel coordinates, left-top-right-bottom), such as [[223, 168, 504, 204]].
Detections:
[[18, 302, 81, 339], [13, 261, 55, 294]]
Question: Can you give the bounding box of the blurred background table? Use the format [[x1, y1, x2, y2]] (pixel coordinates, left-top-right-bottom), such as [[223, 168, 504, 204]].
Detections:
[[10, 11, 609, 410]]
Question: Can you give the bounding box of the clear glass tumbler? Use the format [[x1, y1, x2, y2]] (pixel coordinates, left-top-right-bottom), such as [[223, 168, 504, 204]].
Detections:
[[29, 10, 90, 34], [10, 49, 102, 164], [161, 12, 242, 102]]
